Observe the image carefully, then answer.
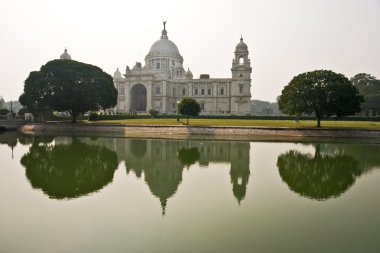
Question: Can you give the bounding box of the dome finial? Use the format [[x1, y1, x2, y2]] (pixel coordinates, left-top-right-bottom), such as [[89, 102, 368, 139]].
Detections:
[[240, 35, 243, 42], [161, 21, 168, 39]]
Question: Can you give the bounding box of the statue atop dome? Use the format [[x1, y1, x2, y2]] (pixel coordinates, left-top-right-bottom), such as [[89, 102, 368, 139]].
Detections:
[[161, 21, 168, 39]]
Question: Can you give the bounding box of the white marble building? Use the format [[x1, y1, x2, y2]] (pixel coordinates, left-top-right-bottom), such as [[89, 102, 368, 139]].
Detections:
[[113, 23, 252, 115]]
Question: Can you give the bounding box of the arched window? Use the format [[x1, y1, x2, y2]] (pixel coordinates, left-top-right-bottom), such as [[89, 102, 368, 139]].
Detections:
[[239, 56, 245, 65]]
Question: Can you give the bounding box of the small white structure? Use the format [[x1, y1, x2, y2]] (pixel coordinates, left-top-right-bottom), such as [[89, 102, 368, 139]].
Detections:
[[113, 22, 252, 115], [24, 113, 34, 122]]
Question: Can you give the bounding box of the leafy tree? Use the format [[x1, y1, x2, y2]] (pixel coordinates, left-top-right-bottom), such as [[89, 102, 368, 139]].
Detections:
[[17, 107, 29, 116], [0, 108, 9, 116], [278, 70, 363, 127], [178, 98, 201, 125], [350, 73, 380, 116], [19, 59, 117, 123], [0, 97, 5, 109]]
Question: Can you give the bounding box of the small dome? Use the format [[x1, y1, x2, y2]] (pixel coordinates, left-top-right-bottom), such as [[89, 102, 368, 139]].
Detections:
[[113, 68, 122, 78], [186, 68, 193, 79], [235, 37, 248, 52], [60, 48, 72, 60]]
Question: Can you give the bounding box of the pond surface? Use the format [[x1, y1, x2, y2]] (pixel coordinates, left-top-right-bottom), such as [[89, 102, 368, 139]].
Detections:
[[0, 132, 380, 253]]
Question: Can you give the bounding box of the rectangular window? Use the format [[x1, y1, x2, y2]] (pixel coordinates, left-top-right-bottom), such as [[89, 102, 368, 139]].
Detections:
[[195, 89, 198, 95], [207, 89, 211, 95], [239, 85, 243, 94], [201, 89, 205, 95], [156, 62, 160, 69], [201, 103, 205, 111], [173, 103, 175, 108], [220, 88, 224, 95], [156, 86, 161, 94], [182, 88, 186, 96], [173, 88, 176, 96], [119, 87, 124, 95]]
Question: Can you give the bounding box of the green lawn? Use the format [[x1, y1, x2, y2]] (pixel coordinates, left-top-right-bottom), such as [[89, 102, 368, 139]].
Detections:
[[94, 118, 380, 129]]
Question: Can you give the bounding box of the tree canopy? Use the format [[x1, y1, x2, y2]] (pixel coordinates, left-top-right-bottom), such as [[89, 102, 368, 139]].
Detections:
[[350, 73, 380, 116], [178, 98, 201, 125], [278, 70, 363, 127], [19, 59, 117, 122]]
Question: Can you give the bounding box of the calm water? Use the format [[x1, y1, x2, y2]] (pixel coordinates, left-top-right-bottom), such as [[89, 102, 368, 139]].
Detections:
[[1, 132, 380, 253]]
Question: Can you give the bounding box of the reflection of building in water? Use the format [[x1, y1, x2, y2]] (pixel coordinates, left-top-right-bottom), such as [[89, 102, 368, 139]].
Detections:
[[122, 139, 251, 214], [70, 137, 251, 214]]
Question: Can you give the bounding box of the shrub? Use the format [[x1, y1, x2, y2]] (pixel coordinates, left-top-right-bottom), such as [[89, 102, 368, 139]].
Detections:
[[88, 112, 99, 121], [149, 108, 159, 118]]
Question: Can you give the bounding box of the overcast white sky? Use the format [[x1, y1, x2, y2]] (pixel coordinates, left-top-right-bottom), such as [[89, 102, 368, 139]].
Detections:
[[0, 0, 379, 102]]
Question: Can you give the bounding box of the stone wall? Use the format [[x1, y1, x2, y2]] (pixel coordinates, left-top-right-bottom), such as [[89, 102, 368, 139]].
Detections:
[[17, 123, 380, 140]]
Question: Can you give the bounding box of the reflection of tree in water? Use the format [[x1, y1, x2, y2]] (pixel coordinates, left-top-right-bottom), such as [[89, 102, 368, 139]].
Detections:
[[277, 144, 362, 200], [20, 139, 118, 199], [0, 131, 18, 148], [177, 147, 200, 167]]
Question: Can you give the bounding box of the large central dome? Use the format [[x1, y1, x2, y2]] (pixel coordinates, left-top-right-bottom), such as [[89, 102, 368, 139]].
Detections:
[[145, 22, 183, 70], [146, 39, 183, 60]]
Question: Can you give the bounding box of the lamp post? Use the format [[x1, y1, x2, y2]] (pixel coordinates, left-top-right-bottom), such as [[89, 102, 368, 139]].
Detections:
[[176, 100, 180, 122], [10, 100, 13, 120]]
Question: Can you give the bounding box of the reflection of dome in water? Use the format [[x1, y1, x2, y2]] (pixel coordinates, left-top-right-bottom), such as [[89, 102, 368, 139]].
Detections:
[[144, 163, 183, 215], [130, 139, 147, 157]]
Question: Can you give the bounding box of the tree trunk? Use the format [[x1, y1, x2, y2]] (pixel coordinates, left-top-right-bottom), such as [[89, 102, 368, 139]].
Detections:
[[71, 112, 77, 123], [187, 116, 189, 125], [317, 116, 321, 127]]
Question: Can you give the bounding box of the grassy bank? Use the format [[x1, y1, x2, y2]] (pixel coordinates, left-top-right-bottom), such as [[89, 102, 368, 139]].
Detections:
[[94, 118, 380, 129]]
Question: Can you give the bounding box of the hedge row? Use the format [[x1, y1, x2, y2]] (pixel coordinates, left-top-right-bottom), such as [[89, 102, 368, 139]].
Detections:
[[44, 113, 380, 122], [92, 114, 380, 122]]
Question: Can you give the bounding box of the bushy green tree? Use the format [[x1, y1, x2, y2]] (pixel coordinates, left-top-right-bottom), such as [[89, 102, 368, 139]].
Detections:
[[178, 98, 201, 125], [0, 97, 5, 109], [278, 70, 363, 127], [18, 107, 29, 116], [350, 73, 380, 116], [19, 59, 117, 123]]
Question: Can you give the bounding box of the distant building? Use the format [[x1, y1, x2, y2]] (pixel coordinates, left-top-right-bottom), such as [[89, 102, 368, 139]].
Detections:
[[60, 48, 72, 60], [113, 22, 252, 115]]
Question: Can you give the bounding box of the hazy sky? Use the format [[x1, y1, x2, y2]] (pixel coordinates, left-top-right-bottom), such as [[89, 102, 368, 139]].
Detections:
[[1, 0, 379, 102]]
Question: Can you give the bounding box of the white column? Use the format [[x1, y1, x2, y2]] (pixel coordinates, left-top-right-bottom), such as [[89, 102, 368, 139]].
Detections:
[[146, 83, 152, 112]]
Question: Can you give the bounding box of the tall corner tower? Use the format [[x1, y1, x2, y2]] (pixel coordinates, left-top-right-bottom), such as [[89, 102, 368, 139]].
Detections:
[[231, 36, 252, 114]]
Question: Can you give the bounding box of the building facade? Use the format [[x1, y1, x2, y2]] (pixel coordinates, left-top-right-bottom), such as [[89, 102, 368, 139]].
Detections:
[[113, 23, 252, 115]]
